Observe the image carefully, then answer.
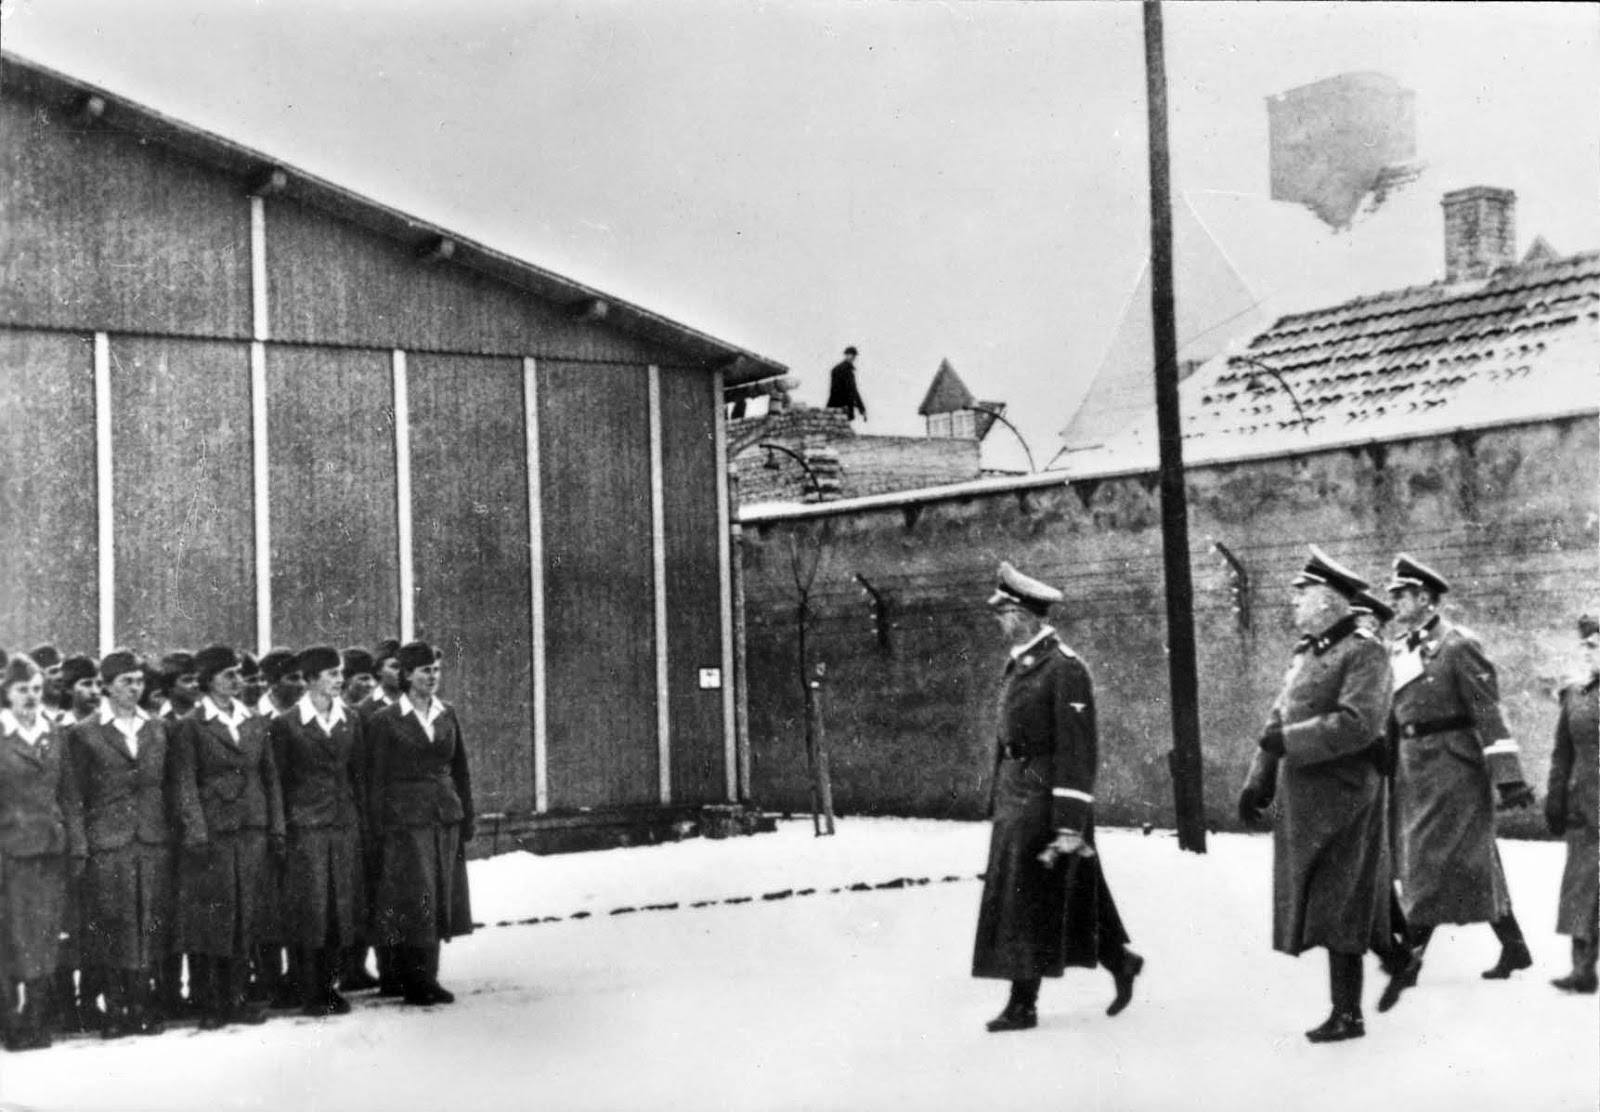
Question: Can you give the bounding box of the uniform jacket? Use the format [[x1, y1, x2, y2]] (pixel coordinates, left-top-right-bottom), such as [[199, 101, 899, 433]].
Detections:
[[367, 697, 473, 836], [0, 713, 84, 859], [989, 628, 1097, 834], [1387, 616, 1526, 788], [65, 709, 198, 853], [172, 700, 284, 844], [1244, 616, 1393, 955], [271, 697, 365, 831], [1548, 676, 1599, 835]]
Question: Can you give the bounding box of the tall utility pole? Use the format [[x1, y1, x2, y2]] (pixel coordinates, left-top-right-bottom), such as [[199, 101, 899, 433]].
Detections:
[[1143, 0, 1207, 852]]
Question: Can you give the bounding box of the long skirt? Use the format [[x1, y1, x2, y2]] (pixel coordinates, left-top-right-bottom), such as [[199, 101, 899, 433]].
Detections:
[[371, 824, 473, 948], [177, 830, 272, 957], [972, 757, 1128, 980], [284, 826, 363, 949], [1, 853, 67, 981], [84, 843, 173, 972], [1557, 823, 1599, 940]]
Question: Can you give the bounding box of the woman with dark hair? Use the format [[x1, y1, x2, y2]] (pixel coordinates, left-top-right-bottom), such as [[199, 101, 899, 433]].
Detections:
[[66, 650, 197, 1038], [366, 641, 473, 1005], [170, 645, 283, 1029], [270, 646, 365, 1017], [0, 654, 82, 1050]]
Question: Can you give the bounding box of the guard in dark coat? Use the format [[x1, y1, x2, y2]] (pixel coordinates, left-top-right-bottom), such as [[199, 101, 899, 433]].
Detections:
[[367, 641, 474, 1006], [65, 651, 200, 1038], [1239, 547, 1398, 1043], [972, 563, 1141, 1032], [170, 645, 283, 1028], [0, 655, 84, 1051], [1377, 554, 1536, 1010], [825, 345, 867, 421], [1546, 615, 1599, 993], [270, 645, 367, 1017]]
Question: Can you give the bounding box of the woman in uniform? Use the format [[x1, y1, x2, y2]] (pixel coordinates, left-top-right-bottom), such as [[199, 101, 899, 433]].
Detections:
[[66, 650, 198, 1038], [270, 645, 364, 1017], [0, 654, 81, 1050], [171, 645, 283, 1028], [1546, 614, 1599, 993], [366, 641, 474, 1006]]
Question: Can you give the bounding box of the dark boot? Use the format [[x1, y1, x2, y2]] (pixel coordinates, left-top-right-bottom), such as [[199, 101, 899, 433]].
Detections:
[[1106, 951, 1145, 1017], [52, 967, 84, 1035], [1377, 922, 1433, 1013], [193, 956, 228, 1030], [1307, 952, 1365, 1044], [985, 978, 1039, 1033], [223, 958, 268, 1025], [421, 944, 453, 1005], [1552, 937, 1599, 993], [101, 971, 138, 1040], [11, 980, 53, 1051], [158, 953, 189, 1020], [376, 945, 403, 996], [78, 966, 106, 1032], [340, 946, 381, 993], [134, 972, 166, 1036], [272, 948, 301, 1009], [1483, 914, 1533, 979], [1, 981, 24, 1051]]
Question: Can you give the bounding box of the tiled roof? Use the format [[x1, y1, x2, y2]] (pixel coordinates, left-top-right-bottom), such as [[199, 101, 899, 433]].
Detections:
[[917, 358, 976, 415], [1067, 249, 1600, 471]]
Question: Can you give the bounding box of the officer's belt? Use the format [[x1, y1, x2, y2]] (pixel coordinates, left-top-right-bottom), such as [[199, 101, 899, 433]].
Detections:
[[1397, 714, 1475, 739], [999, 743, 1047, 760]]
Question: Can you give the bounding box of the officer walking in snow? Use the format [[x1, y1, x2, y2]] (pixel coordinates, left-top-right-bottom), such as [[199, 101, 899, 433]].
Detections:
[[971, 562, 1143, 1032], [1238, 547, 1398, 1044], [1376, 554, 1536, 1011]]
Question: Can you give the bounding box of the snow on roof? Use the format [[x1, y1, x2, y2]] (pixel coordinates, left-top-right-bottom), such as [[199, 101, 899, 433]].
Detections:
[[1066, 247, 1600, 472]]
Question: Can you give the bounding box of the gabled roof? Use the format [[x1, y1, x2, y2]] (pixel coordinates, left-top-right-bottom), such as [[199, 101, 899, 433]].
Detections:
[[1066, 248, 1600, 471], [0, 52, 786, 388], [917, 358, 976, 415]]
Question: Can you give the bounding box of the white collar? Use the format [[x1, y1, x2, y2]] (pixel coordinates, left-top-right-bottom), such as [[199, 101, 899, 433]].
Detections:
[[371, 689, 395, 706], [397, 693, 442, 725], [99, 703, 150, 726], [1010, 626, 1057, 660], [0, 709, 50, 745], [296, 693, 347, 729], [202, 695, 249, 726]]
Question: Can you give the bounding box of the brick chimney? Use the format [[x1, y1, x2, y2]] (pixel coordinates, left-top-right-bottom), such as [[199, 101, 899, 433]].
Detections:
[[1442, 186, 1516, 283]]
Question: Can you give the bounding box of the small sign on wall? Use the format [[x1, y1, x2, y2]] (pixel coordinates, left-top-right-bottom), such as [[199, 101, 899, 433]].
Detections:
[[698, 668, 722, 690]]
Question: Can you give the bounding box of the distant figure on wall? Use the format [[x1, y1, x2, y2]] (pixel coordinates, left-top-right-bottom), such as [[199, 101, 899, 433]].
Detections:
[[826, 346, 867, 422]]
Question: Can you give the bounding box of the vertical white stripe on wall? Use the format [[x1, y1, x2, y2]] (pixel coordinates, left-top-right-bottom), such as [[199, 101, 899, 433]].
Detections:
[[393, 350, 415, 643], [649, 365, 672, 804], [94, 332, 114, 656], [524, 357, 549, 813], [713, 369, 738, 802], [251, 342, 272, 654], [250, 196, 269, 342]]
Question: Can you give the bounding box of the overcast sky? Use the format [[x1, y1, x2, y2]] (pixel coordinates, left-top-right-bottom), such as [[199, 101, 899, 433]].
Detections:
[[5, 1, 1597, 468]]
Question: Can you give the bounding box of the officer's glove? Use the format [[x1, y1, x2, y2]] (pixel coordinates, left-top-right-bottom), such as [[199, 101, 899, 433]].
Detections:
[[1037, 831, 1094, 868], [1257, 724, 1286, 758], [1237, 785, 1270, 829], [1496, 781, 1535, 811]]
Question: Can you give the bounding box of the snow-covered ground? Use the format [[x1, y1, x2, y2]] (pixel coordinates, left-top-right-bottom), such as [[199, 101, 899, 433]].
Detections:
[[1, 820, 1593, 1112]]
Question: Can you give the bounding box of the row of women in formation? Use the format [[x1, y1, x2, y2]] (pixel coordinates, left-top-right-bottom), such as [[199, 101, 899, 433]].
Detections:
[[0, 637, 474, 1050]]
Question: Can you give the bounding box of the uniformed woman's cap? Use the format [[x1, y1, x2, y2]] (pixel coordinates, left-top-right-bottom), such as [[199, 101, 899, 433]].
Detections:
[[258, 648, 299, 685], [159, 650, 196, 679], [237, 650, 260, 680], [295, 645, 342, 680], [341, 647, 377, 680], [1350, 589, 1395, 624], [397, 641, 442, 675], [194, 644, 241, 689], [59, 654, 98, 688], [1289, 545, 1368, 599], [1579, 614, 1600, 642], [3, 654, 41, 691], [1386, 553, 1449, 596], [29, 644, 61, 670], [372, 638, 402, 669], [99, 650, 143, 684], [986, 561, 1063, 617]]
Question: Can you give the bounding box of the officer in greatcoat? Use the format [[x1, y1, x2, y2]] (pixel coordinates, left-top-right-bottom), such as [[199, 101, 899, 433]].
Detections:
[[1546, 614, 1598, 993], [1238, 547, 1398, 1043], [366, 641, 474, 1006], [971, 562, 1142, 1032], [1377, 554, 1536, 1011]]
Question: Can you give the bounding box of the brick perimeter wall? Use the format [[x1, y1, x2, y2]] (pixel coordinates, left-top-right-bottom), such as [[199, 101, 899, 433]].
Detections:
[[740, 418, 1599, 837]]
